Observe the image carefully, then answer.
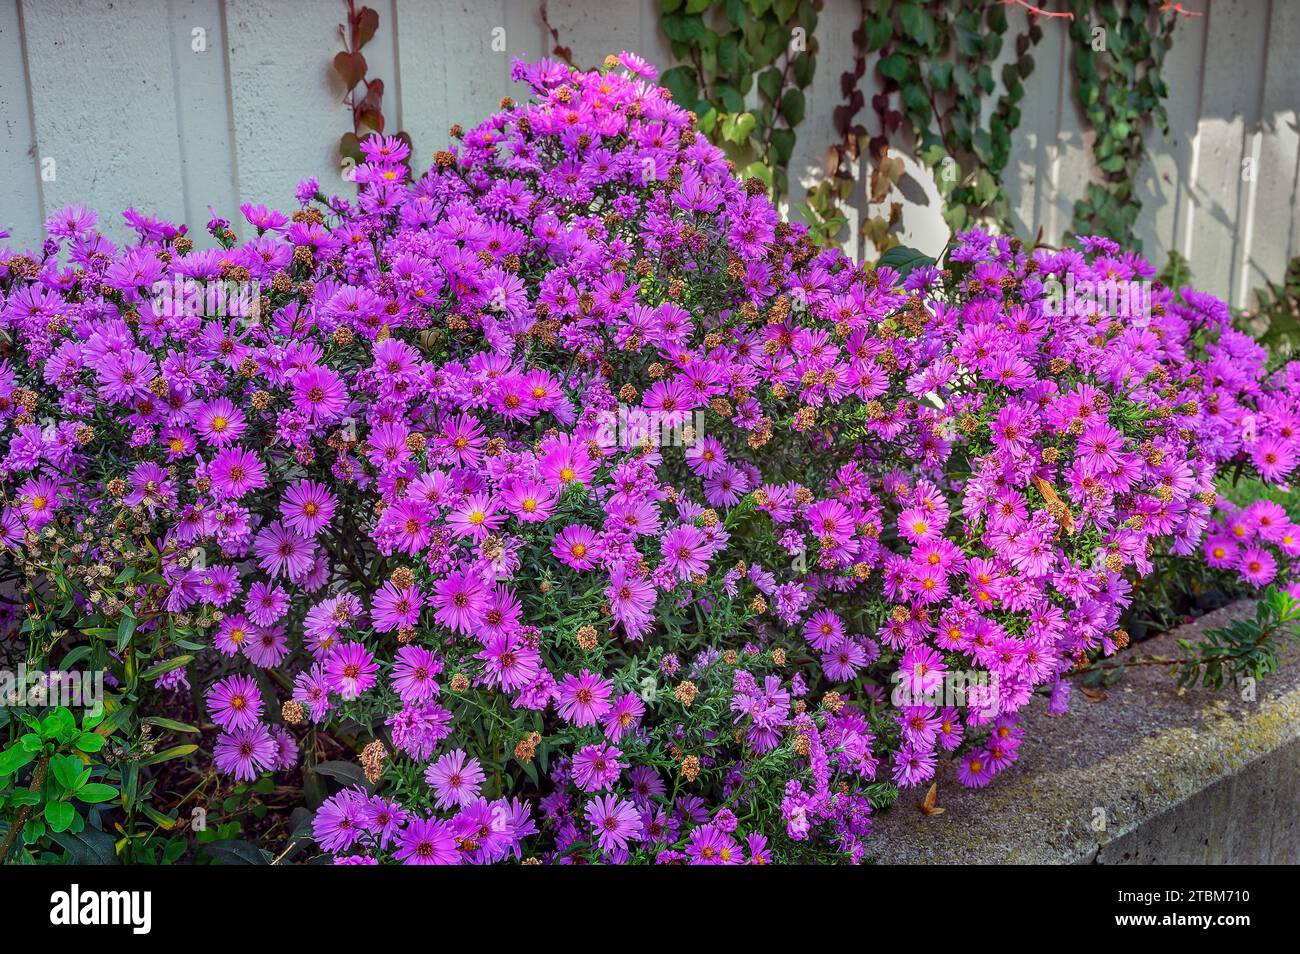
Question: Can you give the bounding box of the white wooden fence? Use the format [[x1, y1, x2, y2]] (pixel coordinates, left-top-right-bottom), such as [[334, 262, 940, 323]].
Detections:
[[1, 0, 1297, 306]]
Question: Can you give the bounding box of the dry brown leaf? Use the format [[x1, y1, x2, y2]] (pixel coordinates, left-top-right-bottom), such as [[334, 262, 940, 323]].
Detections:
[[920, 781, 945, 815]]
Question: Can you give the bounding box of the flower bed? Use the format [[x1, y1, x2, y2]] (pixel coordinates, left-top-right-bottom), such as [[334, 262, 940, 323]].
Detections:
[[1, 53, 1296, 865]]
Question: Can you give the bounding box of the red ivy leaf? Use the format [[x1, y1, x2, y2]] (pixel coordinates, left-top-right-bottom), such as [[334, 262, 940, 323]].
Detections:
[[357, 109, 385, 135], [356, 6, 380, 48], [333, 50, 367, 89]]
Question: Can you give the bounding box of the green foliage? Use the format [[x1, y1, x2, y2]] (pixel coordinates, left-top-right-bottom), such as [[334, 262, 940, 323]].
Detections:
[[1175, 587, 1300, 690], [1158, 248, 1192, 290], [0, 706, 122, 859], [873, 0, 1044, 237], [0, 506, 213, 864], [659, 0, 821, 199], [1237, 255, 1300, 354]]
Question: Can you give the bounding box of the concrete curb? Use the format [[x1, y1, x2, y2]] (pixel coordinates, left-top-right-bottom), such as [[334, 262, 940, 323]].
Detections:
[[865, 601, 1300, 864]]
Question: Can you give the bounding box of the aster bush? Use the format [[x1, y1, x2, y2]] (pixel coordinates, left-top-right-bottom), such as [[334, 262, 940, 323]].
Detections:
[[2, 53, 1298, 865]]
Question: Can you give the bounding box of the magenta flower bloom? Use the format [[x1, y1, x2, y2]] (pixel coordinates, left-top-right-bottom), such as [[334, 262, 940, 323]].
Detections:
[[425, 749, 485, 809], [898, 645, 946, 697], [431, 570, 485, 634], [660, 524, 709, 580], [1237, 545, 1278, 586], [572, 742, 624, 792], [477, 631, 540, 691], [602, 692, 645, 741], [292, 365, 347, 425], [552, 524, 599, 570], [208, 446, 268, 498], [556, 669, 614, 727], [325, 642, 379, 701], [253, 520, 316, 579], [394, 816, 460, 865], [214, 724, 277, 782], [392, 644, 442, 705], [502, 476, 557, 522], [207, 673, 263, 730], [372, 581, 425, 633], [314, 789, 369, 853], [585, 794, 643, 852], [245, 581, 289, 626], [281, 479, 336, 536], [195, 397, 246, 447]]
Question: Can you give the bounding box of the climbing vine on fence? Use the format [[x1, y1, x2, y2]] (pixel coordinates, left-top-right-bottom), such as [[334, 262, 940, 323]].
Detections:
[[656, 0, 1197, 255], [334, 0, 412, 182], [657, 0, 820, 199], [1066, 0, 1181, 248]]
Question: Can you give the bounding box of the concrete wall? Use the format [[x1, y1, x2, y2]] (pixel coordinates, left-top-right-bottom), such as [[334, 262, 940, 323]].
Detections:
[[2, 0, 1299, 307]]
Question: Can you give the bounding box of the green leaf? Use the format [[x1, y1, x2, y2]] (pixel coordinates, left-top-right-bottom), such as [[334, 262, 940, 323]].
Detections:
[[47, 827, 119, 865], [0, 745, 36, 778], [875, 245, 936, 279], [140, 655, 193, 681], [45, 801, 76, 833], [769, 127, 796, 166], [50, 754, 83, 792], [200, 839, 270, 865], [140, 744, 198, 766], [899, 3, 935, 46], [141, 716, 200, 734], [75, 732, 106, 753], [779, 88, 805, 127], [116, 611, 137, 652], [75, 783, 119, 804]]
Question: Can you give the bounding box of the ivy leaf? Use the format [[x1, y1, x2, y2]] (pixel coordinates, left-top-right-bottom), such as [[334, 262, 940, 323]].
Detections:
[[355, 6, 380, 48], [864, 16, 891, 51], [769, 127, 796, 166], [780, 88, 805, 127], [659, 65, 701, 110], [875, 245, 936, 279], [792, 51, 815, 89], [899, 3, 935, 47], [929, 62, 953, 90], [333, 50, 367, 90], [878, 54, 909, 84]]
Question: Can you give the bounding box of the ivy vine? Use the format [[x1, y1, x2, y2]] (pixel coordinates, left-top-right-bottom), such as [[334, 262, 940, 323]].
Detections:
[[1066, 0, 1181, 247], [653, 0, 1196, 252], [334, 0, 412, 181], [658, 0, 820, 198]]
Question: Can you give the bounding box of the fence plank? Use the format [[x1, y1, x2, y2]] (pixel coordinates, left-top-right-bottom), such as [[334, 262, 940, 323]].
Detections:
[[1241, 0, 1300, 305], [0, 0, 43, 250], [20, 0, 186, 245], [1188, 0, 1268, 305], [225, 0, 346, 210]]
